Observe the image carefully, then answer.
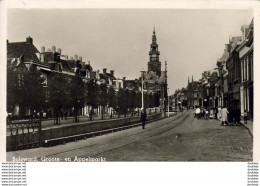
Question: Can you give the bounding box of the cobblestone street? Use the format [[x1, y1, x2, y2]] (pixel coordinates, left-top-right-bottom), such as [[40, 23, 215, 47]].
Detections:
[[7, 111, 253, 161], [95, 111, 253, 161]]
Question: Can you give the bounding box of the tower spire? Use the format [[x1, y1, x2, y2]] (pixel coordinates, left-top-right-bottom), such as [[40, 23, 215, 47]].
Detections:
[[192, 75, 193, 82], [153, 26, 155, 34], [188, 77, 190, 84], [148, 28, 161, 76]]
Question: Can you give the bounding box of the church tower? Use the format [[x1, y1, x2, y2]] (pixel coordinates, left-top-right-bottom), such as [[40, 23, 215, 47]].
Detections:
[[148, 28, 161, 77]]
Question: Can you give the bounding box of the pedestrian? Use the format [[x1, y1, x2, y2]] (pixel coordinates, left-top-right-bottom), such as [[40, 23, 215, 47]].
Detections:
[[244, 110, 248, 124], [228, 106, 234, 125], [200, 108, 204, 119], [205, 109, 209, 120], [234, 105, 241, 125], [195, 107, 201, 119], [217, 107, 221, 120], [214, 107, 218, 119], [141, 109, 147, 129], [220, 106, 229, 126], [43, 112, 46, 118], [237, 107, 241, 125], [209, 108, 214, 119]]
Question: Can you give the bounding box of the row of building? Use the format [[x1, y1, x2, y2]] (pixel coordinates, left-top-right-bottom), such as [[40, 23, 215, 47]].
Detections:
[[7, 29, 168, 117], [170, 18, 254, 120]]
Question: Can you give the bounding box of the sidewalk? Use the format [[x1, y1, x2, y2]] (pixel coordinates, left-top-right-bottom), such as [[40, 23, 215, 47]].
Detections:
[[240, 119, 253, 137], [6, 112, 166, 136]]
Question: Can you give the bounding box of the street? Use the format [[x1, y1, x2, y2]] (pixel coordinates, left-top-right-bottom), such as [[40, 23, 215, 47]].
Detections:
[[7, 111, 252, 161]]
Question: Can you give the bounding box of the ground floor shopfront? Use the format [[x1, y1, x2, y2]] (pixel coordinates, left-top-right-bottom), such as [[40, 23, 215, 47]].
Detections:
[[240, 82, 253, 120]]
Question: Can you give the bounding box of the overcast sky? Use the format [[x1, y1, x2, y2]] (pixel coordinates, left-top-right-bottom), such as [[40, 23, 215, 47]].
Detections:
[[7, 9, 253, 94]]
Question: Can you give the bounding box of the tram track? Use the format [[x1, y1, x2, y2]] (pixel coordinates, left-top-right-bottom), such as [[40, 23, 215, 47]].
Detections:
[[42, 112, 189, 160]]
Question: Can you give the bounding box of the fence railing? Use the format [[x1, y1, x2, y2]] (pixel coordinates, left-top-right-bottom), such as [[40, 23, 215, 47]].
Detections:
[[7, 119, 42, 151]]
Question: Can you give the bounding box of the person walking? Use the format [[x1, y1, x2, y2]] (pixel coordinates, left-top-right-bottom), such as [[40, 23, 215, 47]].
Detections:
[[234, 105, 241, 126], [217, 107, 221, 120], [195, 107, 201, 119], [221, 106, 229, 126], [141, 109, 147, 129], [214, 107, 218, 119], [228, 106, 234, 125], [244, 110, 248, 124]]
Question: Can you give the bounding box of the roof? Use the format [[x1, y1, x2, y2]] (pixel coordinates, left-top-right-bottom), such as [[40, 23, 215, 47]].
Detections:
[[41, 52, 55, 63], [82, 64, 93, 71], [100, 72, 116, 83], [249, 18, 254, 29], [187, 81, 199, 90], [229, 36, 242, 51], [218, 49, 229, 63], [7, 41, 39, 62], [66, 59, 77, 68], [105, 73, 116, 80], [124, 80, 139, 90], [60, 59, 72, 71]]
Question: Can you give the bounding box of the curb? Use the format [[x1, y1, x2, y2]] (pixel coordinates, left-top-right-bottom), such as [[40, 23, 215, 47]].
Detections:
[[43, 112, 184, 147], [240, 123, 253, 139]]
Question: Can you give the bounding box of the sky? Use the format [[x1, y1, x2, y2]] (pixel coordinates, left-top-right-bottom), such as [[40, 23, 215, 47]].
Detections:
[[7, 9, 253, 94]]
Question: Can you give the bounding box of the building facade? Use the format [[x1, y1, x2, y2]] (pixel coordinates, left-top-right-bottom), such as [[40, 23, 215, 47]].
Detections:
[[171, 18, 254, 121], [238, 20, 254, 119], [143, 29, 167, 109]]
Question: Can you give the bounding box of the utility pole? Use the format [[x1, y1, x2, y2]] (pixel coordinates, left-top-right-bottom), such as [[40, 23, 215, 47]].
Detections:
[[167, 88, 169, 117], [141, 68, 145, 110], [164, 61, 168, 117]]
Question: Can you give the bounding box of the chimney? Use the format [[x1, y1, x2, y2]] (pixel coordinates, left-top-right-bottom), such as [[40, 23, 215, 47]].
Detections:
[[51, 45, 56, 53], [41, 46, 45, 52], [103, 68, 107, 74], [57, 48, 61, 54], [70, 56, 73, 60], [225, 44, 230, 52], [79, 56, 82, 61], [123, 77, 126, 81], [26, 36, 33, 44], [110, 70, 114, 76], [74, 55, 78, 60]]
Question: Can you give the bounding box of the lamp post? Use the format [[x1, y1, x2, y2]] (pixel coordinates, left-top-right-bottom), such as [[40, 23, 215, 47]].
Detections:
[[141, 68, 145, 110]]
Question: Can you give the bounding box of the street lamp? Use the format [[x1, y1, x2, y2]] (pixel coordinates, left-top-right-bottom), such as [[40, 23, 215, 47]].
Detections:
[[141, 68, 145, 110]]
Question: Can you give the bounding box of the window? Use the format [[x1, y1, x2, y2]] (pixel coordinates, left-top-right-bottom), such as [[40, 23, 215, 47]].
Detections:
[[244, 58, 247, 81], [251, 53, 254, 81], [241, 60, 244, 82], [249, 55, 251, 81]]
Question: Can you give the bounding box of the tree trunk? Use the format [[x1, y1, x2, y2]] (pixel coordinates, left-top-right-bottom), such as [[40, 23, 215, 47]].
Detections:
[[110, 108, 113, 119], [55, 109, 59, 125], [30, 109, 33, 121], [101, 106, 104, 120], [58, 109, 61, 124], [74, 107, 78, 122], [89, 108, 93, 121]]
